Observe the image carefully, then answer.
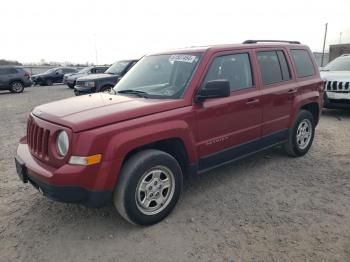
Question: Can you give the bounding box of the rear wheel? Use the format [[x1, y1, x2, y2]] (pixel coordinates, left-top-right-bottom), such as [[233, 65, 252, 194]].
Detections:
[[68, 83, 75, 89], [45, 78, 53, 86], [10, 81, 24, 93], [114, 149, 183, 225], [283, 110, 315, 157]]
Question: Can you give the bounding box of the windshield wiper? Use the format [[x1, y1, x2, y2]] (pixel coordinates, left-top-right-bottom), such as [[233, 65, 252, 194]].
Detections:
[[117, 89, 149, 98]]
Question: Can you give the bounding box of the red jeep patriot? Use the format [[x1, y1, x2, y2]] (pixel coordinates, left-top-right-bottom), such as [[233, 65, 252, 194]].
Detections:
[[15, 40, 324, 225]]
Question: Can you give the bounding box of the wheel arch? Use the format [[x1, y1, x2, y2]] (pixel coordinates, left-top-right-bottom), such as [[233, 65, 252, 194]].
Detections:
[[122, 137, 191, 175], [289, 92, 321, 128], [9, 79, 24, 86], [103, 121, 198, 178], [300, 102, 320, 125]]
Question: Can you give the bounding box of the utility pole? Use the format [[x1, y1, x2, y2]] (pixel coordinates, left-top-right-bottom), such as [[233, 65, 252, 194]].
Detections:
[[94, 34, 98, 65], [321, 23, 328, 67]]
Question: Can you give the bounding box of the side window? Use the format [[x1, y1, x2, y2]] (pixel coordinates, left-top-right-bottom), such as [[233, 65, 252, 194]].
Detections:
[[257, 50, 291, 85], [95, 67, 105, 73], [0, 68, 6, 75], [291, 49, 315, 78], [277, 51, 291, 80], [126, 61, 137, 72], [203, 53, 253, 92]]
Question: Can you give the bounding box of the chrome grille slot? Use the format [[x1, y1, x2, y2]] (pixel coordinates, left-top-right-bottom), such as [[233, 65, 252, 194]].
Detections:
[[27, 117, 51, 159], [326, 81, 350, 93]]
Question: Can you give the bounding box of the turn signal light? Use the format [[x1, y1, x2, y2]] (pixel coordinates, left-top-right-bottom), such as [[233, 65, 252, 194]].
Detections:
[[69, 154, 102, 166]]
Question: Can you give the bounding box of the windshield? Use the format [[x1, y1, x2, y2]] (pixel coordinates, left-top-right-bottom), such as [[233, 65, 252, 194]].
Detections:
[[45, 68, 56, 73], [114, 54, 201, 99], [323, 56, 350, 71], [78, 67, 91, 74], [105, 61, 130, 75]]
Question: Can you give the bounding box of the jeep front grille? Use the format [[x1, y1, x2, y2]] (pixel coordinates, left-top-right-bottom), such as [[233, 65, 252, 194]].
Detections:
[[325, 81, 350, 93], [27, 118, 50, 159]]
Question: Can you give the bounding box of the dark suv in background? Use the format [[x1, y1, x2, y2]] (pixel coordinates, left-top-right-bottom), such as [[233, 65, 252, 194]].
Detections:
[[63, 66, 109, 88], [0, 66, 32, 93], [74, 60, 137, 95], [31, 67, 78, 86]]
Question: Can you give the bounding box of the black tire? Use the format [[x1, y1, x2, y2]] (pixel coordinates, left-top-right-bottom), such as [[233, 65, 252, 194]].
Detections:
[[45, 78, 53, 86], [283, 110, 315, 157], [100, 85, 113, 93], [114, 149, 183, 225], [68, 83, 75, 89], [9, 81, 24, 93]]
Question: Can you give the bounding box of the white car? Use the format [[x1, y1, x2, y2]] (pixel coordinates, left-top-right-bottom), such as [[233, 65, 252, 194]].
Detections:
[[320, 54, 350, 109]]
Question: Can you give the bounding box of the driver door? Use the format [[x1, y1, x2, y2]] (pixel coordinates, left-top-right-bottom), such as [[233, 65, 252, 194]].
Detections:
[[194, 51, 262, 171]]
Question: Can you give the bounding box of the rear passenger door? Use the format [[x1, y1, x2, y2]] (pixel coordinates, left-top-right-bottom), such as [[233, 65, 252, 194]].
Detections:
[[195, 51, 262, 170], [255, 49, 297, 138], [0, 68, 6, 87]]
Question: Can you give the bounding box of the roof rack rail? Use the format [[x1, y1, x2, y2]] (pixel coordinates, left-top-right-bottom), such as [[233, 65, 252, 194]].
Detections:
[[243, 40, 301, 44]]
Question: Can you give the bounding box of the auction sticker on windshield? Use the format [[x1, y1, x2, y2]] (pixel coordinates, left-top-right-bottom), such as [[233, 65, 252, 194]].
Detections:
[[169, 54, 197, 63]]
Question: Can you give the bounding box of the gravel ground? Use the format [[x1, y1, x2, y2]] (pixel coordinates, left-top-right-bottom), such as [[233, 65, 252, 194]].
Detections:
[[0, 85, 349, 262]]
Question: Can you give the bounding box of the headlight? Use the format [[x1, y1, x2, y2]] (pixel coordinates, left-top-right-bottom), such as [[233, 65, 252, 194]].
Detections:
[[56, 131, 69, 157], [84, 81, 95, 87]]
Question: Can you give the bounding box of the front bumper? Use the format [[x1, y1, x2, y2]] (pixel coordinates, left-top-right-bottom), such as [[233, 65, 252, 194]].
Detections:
[[74, 85, 95, 96], [15, 142, 116, 207], [324, 91, 350, 109]]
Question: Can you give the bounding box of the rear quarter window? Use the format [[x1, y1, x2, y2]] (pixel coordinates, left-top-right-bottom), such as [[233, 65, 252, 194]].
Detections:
[[291, 49, 315, 78]]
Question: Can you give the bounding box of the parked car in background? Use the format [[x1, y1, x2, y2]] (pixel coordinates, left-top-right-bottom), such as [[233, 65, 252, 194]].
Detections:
[[63, 66, 109, 88], [74, 60, 138, 95], [15, 40, 323, 225], [0, 66, 32, 93], [321, 54, 350, 109], [31, 67, 78, 86]]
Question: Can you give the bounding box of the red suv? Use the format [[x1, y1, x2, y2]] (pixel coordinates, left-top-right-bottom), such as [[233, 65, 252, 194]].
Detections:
[[15, 40, 324, 225]]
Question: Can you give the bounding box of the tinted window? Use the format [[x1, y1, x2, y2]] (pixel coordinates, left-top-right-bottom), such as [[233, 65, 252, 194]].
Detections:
[[63, 68, 75, 73], [257, 51, 291, 85], [291, 49, 315, 78], [0, 68, 17, 74], [203, 53, 253, 91], [95, 67, 107, 73], [277, 51, 291, 80]]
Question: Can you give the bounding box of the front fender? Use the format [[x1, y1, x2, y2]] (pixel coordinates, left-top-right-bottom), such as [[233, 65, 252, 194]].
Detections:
[[104, 120, 197, 163]]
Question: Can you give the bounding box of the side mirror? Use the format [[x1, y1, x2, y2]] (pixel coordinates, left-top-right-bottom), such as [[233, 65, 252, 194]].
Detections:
[[196, 80, 230, 102]]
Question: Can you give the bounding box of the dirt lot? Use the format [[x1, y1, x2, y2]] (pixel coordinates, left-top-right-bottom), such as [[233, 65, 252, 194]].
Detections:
[[0, 85, 349, 262]]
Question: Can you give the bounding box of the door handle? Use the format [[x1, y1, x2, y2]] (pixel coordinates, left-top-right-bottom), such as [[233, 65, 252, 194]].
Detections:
[[288, 89, 297, 94], [246, 98, 260, 105]]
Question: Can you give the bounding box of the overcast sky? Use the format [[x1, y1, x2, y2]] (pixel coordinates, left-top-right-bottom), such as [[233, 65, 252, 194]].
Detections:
[[1, 0, 349, 64]]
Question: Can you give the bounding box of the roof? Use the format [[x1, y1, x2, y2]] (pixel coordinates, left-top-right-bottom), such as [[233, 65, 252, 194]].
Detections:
[[149, 41, 306, 56]]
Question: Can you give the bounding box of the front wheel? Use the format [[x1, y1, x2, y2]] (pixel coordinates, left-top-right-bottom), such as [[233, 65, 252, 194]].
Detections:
[[10, 81, 24, 93], [283, 110, 315, 157], [114, 149, 183, 225], [100, 85, 113, 93]]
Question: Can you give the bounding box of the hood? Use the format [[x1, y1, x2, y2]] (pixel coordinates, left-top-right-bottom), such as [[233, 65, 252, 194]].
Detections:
[[64, 73, 76, 77], [32, 73, 46, 78], [32, 93, 182, 132], [320, 71, 350, 81], [77, 73, 119, 82], [67, 73, 87, 80]]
